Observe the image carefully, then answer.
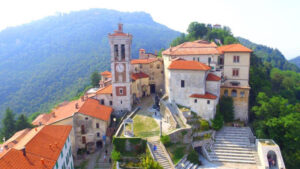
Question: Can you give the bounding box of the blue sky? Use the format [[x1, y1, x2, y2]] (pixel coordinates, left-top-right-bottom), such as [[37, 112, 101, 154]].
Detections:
[[0, 0, 299, 59]]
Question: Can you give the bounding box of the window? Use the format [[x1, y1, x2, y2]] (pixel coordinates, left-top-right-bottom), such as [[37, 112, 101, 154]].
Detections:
[[139, 64, 143, 69], [224, 90, 228, 96], [121, 100, 122, 104], [110, 94, 112, 96], [119, 88, 123, 94], [232, 69, 239, 77], [60, 151, 63, 158], [85, 117, 88, 120], [96, 123, 99, 128], [197, 58, 200, 62], [231, 90, 237, 97], [194, 99, 197, 103], [114, 44, 118, 58], [208, 57, 211, 64], [233, 55, 240, 63], [193, 57, 195, 61], [121, 44, 125, 59], [181, 80, 185, 88], [240, 91, 245, 97], [135, 67, 138, 72], [56, 162, 58, 169], [97, 132, 100, 137], [81, 125, 85, 134], [100, 99, 104, 105], [109, 101, 113, 106], [157, 64, 160, 69], [82, 136, 86, 144], [207, 100, 210, 104]]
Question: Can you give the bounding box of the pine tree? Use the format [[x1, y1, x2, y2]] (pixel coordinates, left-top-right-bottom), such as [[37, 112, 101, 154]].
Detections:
[[1, 108, 16, 140], [91, 71, 100, 87], [16, 114, 32, 131]]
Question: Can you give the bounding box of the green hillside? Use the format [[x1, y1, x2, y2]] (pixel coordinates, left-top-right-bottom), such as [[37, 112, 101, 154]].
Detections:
[[238, 37, 300, 72], [0, 9, 180, 117], [289, 56, 300, 68]]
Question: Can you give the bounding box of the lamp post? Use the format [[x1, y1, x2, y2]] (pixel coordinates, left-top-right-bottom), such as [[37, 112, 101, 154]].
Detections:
[[113, 117, 117, 127]]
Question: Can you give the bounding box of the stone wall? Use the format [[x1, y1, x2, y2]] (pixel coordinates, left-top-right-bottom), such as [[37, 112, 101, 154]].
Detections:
[[168, 128, 192, 144], [160, 99, 177, 130]]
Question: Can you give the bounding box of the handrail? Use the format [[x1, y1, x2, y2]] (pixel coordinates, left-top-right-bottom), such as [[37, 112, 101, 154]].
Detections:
[[146, 142, 155, 160]]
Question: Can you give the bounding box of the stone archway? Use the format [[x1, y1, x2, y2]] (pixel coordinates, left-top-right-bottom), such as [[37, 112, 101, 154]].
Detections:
[[267, 150, 277, 168]]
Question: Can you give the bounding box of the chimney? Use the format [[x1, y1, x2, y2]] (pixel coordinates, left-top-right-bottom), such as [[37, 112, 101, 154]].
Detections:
[[22, 148, 26, 156], [41, 158, 45, 165], [52, 112, 56, 117], [75, 103, 79, 109], [35, 128, 38, 132], [118, 23, 123, 32]]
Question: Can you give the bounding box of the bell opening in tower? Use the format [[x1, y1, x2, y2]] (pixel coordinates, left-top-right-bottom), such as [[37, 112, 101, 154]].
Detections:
[[114, 44, 119, 59], [121, 44, 125, 60]]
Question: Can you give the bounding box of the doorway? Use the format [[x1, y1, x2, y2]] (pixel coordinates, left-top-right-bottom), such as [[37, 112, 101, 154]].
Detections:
[[150, 84, 156, 94]]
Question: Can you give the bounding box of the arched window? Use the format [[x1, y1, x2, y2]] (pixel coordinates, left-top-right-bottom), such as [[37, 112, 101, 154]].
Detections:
[[224, 90, 228, 96], [240, 91, 245, 97], [231, 90, 237, 97]]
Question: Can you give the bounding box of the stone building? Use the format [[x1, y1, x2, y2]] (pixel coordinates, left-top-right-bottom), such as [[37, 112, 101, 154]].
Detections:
[[162, 40, 252, 121], [32, 98, 112, 157], [131, 58, 164, 94], [138, 48, 157, 59], [131, 72, 150, 103], [95, 84, 113, 107], [99, 71, 112, 88]]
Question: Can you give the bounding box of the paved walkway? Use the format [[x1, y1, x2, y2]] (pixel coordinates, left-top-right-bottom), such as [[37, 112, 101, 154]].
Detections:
[[83, 143, 113, 169]]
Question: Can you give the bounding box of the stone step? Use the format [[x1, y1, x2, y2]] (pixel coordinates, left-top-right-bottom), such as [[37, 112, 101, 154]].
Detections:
[[215, 140, 250, 145], [210, 151, 254, 157], [213, 143, 250, 147], [211, 158, 256, 164], [212, 146, 252, 152], [213, 148, 253, 154], [210, 154, 255, 161], [215, 135, 249, 139]]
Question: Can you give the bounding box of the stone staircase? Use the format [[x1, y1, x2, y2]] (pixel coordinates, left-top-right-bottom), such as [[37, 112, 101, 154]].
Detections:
[[149, 140, 174, 169], [94, 162, 111, 169], [207, 127, 257, 164], [175, 156, 201, 169]]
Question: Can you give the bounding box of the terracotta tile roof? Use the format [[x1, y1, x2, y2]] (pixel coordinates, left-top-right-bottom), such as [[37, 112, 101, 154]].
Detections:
[[217, 44, 252, 53], [96, 84, 112, 95], [206, 73, 221, 81], [110, 32, 131, 36], [0, 148, 55, 169], [101, 71, 112, 78], [36, 99, 85, 125], [0, 125, 72, 169], [131, 58, 158, 64], [131, 72, 149, 80], [190, 92, 217, 99], [32, 113, 51, 126], [78, 98, 113, 121], [162, 40, 219, 56], [168, 60, 211, 71]]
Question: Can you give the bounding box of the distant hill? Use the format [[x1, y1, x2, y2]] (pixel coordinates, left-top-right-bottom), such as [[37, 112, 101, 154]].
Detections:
[[238, 37, 300, 72], [289, 56, 300, 68], [0, 9, 180, 118]]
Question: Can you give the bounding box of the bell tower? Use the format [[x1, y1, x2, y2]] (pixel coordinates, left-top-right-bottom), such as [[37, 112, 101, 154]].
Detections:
[[108, 23, 132, 112]]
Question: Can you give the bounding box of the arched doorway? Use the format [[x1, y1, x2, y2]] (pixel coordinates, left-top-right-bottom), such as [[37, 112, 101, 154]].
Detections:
[[267, 150, 277, 168]]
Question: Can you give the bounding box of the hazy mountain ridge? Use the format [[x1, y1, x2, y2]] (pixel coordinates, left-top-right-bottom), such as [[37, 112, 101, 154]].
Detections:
[[238, 37, 300, 72], [289, 56, 300, 68], [0, 8, 180, 117]]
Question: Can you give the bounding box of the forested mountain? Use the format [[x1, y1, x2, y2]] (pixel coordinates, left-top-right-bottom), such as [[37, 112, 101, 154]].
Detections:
[[238, 37, 300, 72], [0, 9, 180, 118], [289, 56, 300, 68]]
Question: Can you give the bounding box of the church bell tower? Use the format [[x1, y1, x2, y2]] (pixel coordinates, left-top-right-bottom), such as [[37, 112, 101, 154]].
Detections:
[[108, 23, 132, 112]]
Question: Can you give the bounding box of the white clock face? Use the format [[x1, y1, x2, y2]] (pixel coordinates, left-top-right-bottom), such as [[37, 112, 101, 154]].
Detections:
[[116, 63, 125, 73]]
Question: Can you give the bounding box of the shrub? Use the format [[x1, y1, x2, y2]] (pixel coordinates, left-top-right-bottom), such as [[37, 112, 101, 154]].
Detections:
[[111, 148, 121, 161], [141, 155, 163, 169], [200, 120, 209, 131], [112, 137, 146, 155], [187, 149, 201, 165], [160, 135, 171, 147]]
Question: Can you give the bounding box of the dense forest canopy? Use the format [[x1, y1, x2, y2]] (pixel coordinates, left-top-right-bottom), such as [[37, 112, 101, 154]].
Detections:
[[0, 9, 180, 118], [170, 22, 300, 169]]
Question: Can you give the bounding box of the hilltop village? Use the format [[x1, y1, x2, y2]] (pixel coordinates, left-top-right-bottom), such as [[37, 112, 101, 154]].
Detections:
[[0, 24, 286, 169]]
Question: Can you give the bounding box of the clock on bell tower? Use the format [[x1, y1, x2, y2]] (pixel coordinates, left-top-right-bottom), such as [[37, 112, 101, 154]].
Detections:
[[108, 23, 132, 112]]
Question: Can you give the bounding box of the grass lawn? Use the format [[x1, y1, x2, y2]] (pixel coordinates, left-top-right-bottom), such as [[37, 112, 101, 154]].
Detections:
[[166, 143, 191, 164], [124, 96, 160, 138]]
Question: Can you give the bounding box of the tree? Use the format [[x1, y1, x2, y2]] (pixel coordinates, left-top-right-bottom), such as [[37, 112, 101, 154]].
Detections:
[[212, 104, 224, 130], [111, 148, 121, 161], [187, 149, 201, 165], [16, 114, 32, 131], [219, 96, 234, 122], [91, 71, 100, 87], [187, 22, 208, 39], [1, 108, 16, 140]]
